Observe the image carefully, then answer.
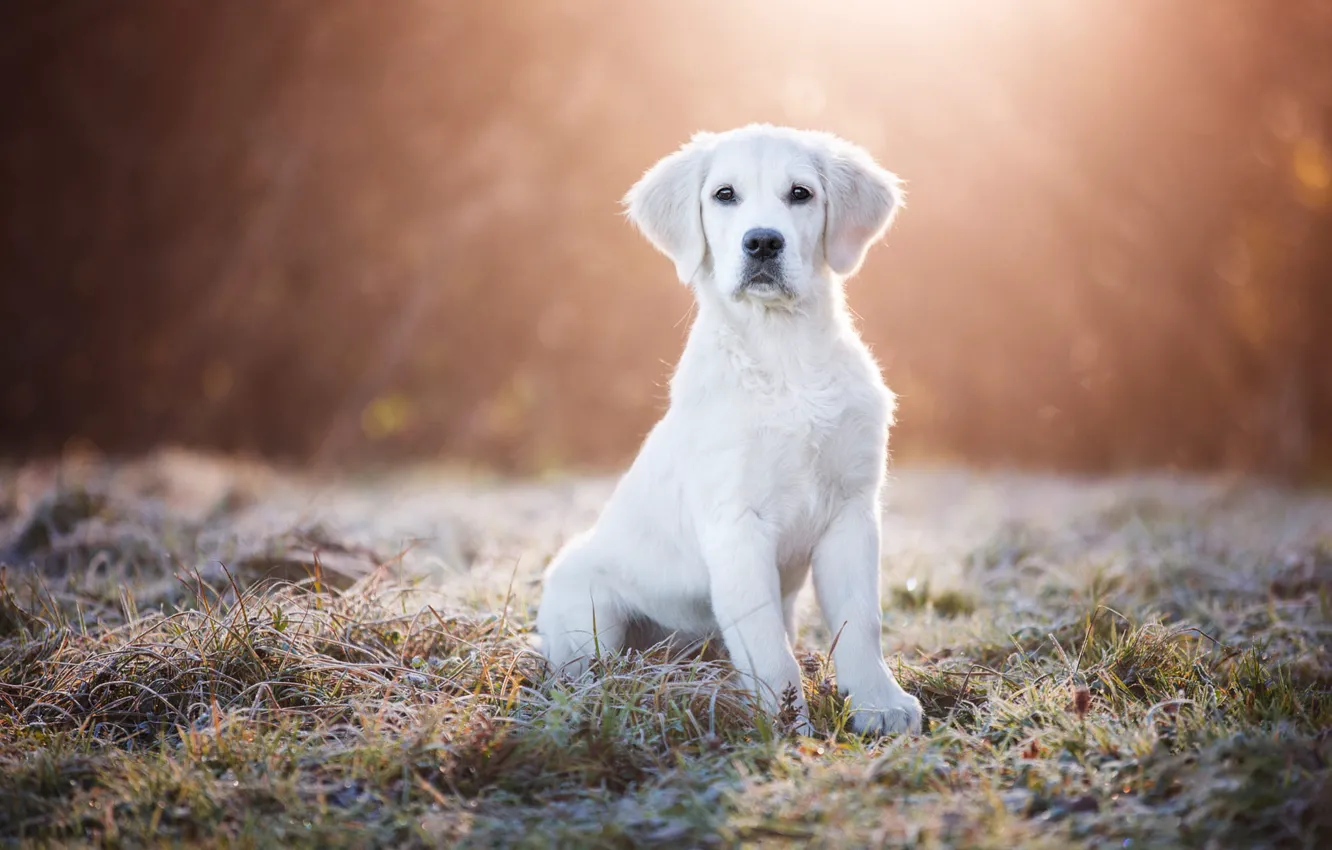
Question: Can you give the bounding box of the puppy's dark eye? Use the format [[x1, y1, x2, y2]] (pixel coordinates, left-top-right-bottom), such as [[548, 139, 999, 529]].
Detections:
[[713, 186, 736, 203], [789, 185, 813, 204]]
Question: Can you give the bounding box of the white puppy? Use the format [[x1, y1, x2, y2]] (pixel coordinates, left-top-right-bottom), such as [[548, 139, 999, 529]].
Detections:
[[536, 124, 923, 735]]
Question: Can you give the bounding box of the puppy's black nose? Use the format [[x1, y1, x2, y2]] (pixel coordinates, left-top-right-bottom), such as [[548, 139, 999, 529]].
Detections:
[[742, 228, 785, 260]]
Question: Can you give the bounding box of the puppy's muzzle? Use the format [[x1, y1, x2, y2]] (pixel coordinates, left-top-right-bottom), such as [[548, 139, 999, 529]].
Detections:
[[738, 227, 792, 298]]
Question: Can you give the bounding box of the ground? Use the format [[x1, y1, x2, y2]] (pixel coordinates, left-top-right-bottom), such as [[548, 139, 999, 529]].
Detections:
[[0, 449, 1329, 848]]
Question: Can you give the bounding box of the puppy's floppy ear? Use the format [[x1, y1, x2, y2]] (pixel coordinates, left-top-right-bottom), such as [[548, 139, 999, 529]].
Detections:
[[819, 136, 904, 277], [623, 132, 715, 285]]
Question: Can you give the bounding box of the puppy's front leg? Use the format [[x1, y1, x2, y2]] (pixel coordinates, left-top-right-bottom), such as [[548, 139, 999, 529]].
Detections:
[[703, 515, 809, 733], [812, 499, 923, 735]]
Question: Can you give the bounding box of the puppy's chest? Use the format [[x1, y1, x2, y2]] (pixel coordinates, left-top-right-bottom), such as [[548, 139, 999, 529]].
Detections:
[[757, 374, 880, 461], [758, 397, 875, 574], [748, 386, 884, 538]]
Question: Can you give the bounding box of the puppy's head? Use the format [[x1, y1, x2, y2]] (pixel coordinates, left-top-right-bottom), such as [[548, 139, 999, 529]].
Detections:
[[623, 124, 903, 309]]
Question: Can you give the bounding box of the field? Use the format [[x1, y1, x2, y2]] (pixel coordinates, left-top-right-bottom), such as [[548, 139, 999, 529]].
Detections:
[[1, 450, 1329, 848]]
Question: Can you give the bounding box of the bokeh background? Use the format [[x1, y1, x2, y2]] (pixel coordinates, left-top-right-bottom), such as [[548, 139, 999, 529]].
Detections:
[[2, 0, 1330, 477]]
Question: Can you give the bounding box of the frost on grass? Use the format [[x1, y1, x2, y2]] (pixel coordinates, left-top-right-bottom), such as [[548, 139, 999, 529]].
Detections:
[[0, 451, 1329, 848]]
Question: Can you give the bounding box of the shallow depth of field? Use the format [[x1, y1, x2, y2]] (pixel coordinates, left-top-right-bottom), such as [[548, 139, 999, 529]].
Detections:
[[3, 1, 1332, 848]]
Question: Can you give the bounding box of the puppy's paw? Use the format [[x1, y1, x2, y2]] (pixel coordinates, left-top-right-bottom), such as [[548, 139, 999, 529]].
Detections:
[[847, 690, 923, 736]]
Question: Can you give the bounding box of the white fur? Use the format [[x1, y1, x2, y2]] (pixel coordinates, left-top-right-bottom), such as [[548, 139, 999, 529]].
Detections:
[[536, 124, 922, 736]]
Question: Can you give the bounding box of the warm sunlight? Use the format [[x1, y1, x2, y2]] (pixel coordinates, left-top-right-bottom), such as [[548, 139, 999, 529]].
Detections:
[[8, 1, 1323, 475], [2, 1, 1329, 845]]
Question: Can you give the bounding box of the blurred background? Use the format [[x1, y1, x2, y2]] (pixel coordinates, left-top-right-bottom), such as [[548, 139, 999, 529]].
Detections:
[[2, 0, 1330, 478]]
